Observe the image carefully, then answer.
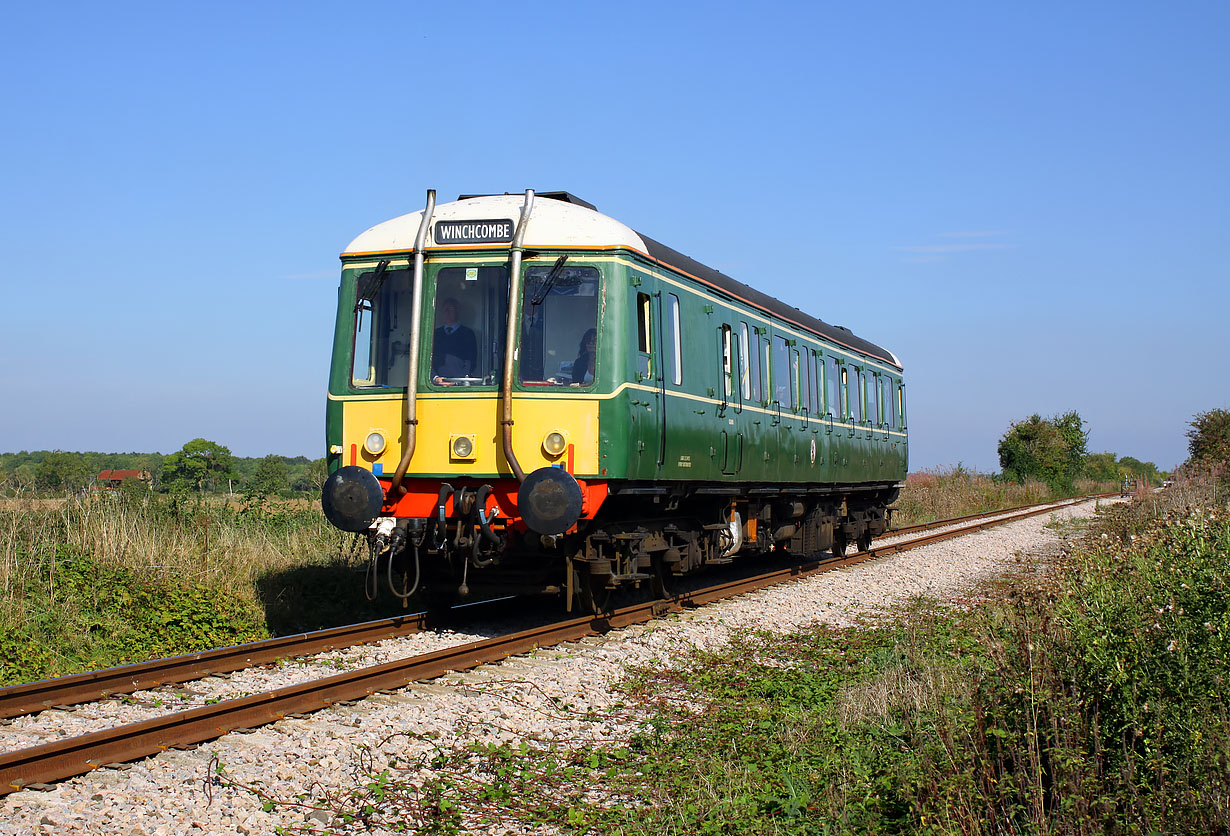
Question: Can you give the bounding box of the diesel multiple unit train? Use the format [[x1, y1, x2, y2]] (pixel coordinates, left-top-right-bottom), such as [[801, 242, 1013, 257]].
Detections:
[[321, 190, 908, 613]]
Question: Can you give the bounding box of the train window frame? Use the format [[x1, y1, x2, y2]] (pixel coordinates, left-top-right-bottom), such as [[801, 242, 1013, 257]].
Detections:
[[792, 347, 805, 413], [752, 331, 762, 405], [666, 293, 682, 385], [349, 262, 416, 390], [771, 334, 790, 408], [872, 373, 883, 426], [636, 291, 652, 379], [808, 349, 821, 415], [826, 354, 846, 418], [719, 324, 733, 402], [849, 366, 863, 423], [898, 382, 907, 429], [517, 262, 599, 388], [738, 322, 752, 401]]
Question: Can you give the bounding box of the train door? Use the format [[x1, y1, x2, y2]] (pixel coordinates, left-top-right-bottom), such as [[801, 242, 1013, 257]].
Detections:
[[719, 321, 744, 475], [631, 286, 665, 475]]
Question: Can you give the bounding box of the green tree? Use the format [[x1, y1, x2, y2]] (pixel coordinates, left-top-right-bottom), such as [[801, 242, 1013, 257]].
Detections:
[[998, 411, 1088, 492], [35, 451, 94, 495], [248, 454, 289, 499], [161, 438, 235, 493], [1187, 408, 1230, 469]]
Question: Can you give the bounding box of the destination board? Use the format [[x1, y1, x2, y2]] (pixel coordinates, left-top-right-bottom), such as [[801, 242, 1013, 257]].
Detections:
[[433, 219, 515, 245]]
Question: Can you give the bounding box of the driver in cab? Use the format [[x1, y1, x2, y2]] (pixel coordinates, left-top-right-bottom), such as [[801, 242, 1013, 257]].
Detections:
[[431, 296, 477, 383]]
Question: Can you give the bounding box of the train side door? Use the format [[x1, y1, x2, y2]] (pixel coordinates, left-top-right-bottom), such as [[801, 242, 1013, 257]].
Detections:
[[631, 286, 665, 475], [718, 322, 744, 475]]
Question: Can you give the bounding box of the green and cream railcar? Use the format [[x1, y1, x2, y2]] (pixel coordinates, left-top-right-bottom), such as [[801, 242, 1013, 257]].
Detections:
[[322, 190, 907, 612]]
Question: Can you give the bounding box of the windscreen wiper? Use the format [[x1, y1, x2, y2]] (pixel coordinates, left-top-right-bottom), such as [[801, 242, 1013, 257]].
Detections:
[[354, 260, 390, 311], [529, 255, 569, 306]]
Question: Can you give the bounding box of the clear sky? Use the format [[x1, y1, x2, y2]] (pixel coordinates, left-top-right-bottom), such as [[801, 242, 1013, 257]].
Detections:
[[1, 1, 1226, 471]]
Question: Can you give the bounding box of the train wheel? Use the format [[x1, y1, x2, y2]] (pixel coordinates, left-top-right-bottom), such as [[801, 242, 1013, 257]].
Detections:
[[650, 554, 677, 600], [832, 531, 848, 558], [574, 566, 613, 616]]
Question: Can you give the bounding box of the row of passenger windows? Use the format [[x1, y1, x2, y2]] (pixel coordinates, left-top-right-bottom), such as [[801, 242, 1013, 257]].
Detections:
[[636, 291, 905, 429]]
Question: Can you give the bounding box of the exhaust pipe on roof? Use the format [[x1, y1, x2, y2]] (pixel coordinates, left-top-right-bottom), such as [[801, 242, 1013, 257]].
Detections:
[[390, 189, 437, 496], [500, 189, 534, 482]]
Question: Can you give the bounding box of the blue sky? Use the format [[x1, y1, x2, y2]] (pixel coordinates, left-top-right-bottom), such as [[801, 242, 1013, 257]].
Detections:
[[1, 1, 1225, 471]]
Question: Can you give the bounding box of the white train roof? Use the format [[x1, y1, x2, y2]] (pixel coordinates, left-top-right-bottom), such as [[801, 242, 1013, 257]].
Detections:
[[343, 193, 647, 255], [342, 191, 901, 369]]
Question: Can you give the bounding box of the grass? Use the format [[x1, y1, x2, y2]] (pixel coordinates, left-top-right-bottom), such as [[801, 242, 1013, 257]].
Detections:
[[231, 475, 1230, 834], [0, 486, 413, 684], [0, 467, 1118, 686], [893, 465, 1114, 527]]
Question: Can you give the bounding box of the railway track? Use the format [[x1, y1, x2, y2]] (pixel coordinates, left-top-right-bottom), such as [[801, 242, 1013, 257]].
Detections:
[[0, 494, 1109, 794]]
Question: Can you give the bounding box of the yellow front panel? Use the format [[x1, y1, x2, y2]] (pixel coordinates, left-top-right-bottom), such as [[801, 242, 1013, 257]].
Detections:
[[340, 394, 599, 477]]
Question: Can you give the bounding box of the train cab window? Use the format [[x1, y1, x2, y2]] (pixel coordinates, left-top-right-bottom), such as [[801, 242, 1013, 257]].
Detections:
[[351, 263, 415, 388], [667, 294, 682, 385], [738, 323, 752, 401], [519, 263, 601, 386], [771, 335, 790, 406], [635, 291, 652, 379], [425, 265, 511, 387], [719, 325, 733, 400], [827, 356, 843, 418]]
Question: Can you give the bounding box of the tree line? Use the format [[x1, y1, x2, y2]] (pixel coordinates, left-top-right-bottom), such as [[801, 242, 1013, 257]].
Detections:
[[997, 408, 1230, 492], [0, 440, 325, 498]]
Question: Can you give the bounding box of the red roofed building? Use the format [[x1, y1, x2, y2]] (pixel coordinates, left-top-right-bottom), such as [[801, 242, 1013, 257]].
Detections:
[[94, 470, 152, 490]]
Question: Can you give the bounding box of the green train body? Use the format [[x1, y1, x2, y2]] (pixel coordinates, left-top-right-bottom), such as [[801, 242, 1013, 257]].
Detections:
[[322, 191, 907, 611]]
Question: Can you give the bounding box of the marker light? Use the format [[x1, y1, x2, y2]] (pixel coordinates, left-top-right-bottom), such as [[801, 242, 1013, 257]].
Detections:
[[451, 435, 475, 459], [364, 432, 386, 455], [543, 431, 567, 457]]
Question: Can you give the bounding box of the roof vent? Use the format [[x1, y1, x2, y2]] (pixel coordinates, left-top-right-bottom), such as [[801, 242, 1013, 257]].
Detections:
[[457, 191, 596, 211]]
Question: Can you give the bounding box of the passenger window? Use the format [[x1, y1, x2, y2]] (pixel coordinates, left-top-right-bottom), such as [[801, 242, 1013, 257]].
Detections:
[[636, 292, 652, 379], [720, 325, 733, 400], [738, 323, 752, 401], [850, 367, 864, 423], [666, 294, 682, 385], [888, 378, 898, 429], [759, 336, 770, 403], [838, 364, 848, 419], [771, 335, 790, 406], [898, 383, 907, 428], [793, 348, 806, 412], [809, 351, 821, 414], [827, 357, 842, 418]]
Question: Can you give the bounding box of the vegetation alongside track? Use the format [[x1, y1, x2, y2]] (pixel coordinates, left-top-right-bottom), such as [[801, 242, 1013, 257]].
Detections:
[[0, 469, 1117, 686], [239, 477, 1230, 834]]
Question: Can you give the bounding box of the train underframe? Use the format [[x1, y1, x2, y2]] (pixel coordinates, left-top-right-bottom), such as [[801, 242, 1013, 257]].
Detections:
[[367, 480, 901, 614]]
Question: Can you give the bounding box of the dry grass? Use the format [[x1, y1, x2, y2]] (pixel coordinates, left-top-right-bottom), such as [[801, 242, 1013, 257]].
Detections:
[[0, 490, 342, 626], [893, 466, 1053, 526]]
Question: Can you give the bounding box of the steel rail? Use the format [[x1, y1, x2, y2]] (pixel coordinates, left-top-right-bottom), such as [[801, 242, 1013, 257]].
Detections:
[[0, 494, 1103, 794], [0, 598, 518, 721], [0, 495, 1112, 722]]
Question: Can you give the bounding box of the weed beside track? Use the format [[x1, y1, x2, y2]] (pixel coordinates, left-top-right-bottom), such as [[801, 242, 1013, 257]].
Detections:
[[241, 479, 1230, 834]]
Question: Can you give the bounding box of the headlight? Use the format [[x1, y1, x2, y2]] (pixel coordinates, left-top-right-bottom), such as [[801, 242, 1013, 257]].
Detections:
[[542, 431, 567, 457], [364, 432, 386, 455], [451, 435, 475, 459]]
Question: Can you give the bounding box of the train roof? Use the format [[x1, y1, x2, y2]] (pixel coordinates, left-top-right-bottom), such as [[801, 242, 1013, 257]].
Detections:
[[342, 193, 901, 370]]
